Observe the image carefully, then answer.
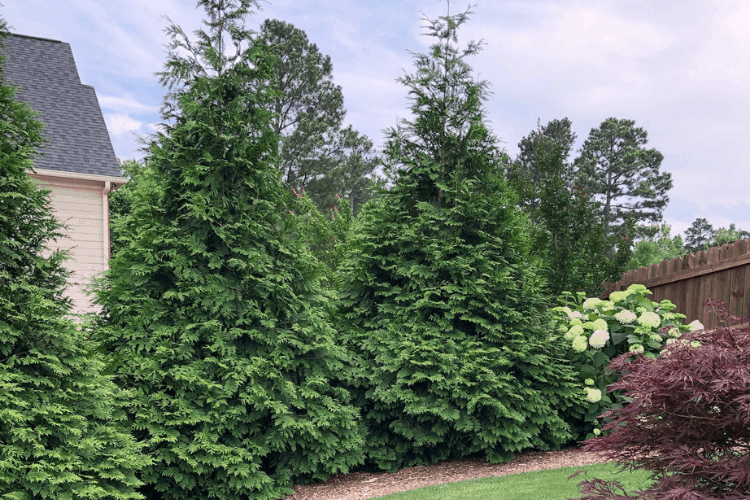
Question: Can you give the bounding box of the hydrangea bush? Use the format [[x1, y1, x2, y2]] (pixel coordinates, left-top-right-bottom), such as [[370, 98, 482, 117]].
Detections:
[[550, 284, 704, 440]]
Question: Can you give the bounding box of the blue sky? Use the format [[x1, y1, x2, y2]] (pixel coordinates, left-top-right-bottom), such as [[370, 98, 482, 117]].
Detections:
[[4, 0, 749, 239]]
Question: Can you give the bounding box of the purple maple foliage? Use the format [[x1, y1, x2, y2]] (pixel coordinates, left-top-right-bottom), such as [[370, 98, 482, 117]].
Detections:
[[567, 299, 750, 500]]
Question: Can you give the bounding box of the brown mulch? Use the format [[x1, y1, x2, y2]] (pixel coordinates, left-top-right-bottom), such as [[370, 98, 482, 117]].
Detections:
[[283, 446, 615, 500]]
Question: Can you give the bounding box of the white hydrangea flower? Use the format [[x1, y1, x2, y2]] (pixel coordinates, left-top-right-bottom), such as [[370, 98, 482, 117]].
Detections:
[[629, 344, 645, 354], [569, 318, 583, 326], [589, 330, 610, 349], [593, 428, 601, 436], [585, 378, 595, 386], [560, 306, 573, 316], [688, 320, 704, 332], [582, 321, 597, 330], [599, 301, 614, 309], [592, 319, 608, 331], [649, 334, 662, 343], [567, 324, 584, 336], [585, 388, 602, 403], [666, 338, 676, 345], [570, 311, 583, 320], [558, 324, 569, 333], [638, 312, 661, 329], [614, 310, 637, 324], [583, 298, 602, 310], [572, 336, 588, 353], [668, 328, 681, 338]]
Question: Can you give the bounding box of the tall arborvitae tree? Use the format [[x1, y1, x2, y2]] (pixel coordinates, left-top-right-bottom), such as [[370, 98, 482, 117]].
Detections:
[[89, 2, 365, 499], [0, 16, 150, 499], [573, 117, 673, 248], [335, 2, 585, 472], [248, 18, 382, 215]]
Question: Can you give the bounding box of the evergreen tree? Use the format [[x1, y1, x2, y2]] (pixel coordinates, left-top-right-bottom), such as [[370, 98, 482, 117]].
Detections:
[[683, 217, 715, 254], [505, 117, 578, 213], [530, 134, 631, 298], [0, 17, 150, 499], [89, 2, 364, 499], [109, 158, 148, 258], [289, 188, 354, 289], [573, 117, 673, 250], [335, 2, 584, 471], [248, 18, 382, 215]]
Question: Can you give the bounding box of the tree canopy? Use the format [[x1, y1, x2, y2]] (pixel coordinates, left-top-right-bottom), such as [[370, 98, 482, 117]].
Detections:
[[574, 117, 673, 249], [248, 18, 383, 215], [90, 2, 365, 498], [335, 2, 584, 471]]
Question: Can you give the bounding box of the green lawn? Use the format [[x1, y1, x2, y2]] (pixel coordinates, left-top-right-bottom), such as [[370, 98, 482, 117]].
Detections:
[[373, 463, 655, 500]]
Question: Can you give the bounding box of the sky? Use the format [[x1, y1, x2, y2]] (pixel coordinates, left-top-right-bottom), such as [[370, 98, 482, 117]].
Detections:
[[3, 0, 749, 239]]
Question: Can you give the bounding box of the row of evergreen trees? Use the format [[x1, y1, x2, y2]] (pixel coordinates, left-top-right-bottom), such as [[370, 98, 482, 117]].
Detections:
[[2, 1, 626, 498]]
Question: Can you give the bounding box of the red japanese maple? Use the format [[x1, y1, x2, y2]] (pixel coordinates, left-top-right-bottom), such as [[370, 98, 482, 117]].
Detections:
[[568, 299, 750, 499]]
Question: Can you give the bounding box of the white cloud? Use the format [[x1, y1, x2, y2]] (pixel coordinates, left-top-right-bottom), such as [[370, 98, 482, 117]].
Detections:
[[104, 113, 143, 138], [98, 95, 155, 113]]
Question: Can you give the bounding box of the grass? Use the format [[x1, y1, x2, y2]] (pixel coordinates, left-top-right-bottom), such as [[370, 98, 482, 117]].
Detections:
[[372, 462, 655, 500]]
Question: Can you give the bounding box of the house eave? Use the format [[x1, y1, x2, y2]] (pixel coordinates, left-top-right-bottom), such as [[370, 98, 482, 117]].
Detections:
[[27, 168, 129, 186]]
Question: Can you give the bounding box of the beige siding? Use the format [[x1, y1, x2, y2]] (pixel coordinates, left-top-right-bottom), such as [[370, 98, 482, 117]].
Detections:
[[28, 174, 108, 317]]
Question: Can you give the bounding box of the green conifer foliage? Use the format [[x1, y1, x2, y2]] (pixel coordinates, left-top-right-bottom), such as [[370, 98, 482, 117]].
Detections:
[[290, 188, 354, 289], [89, 2, 364, 498], [335, 4, 585, 471], [0, 19, 150, 499]]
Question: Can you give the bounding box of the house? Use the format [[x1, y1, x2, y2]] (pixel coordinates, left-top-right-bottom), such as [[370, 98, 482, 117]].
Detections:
[[1, 33, 128, 316]]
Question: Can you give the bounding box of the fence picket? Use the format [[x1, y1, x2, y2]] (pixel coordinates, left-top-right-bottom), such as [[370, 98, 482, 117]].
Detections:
[[600, 238, 750, 330]]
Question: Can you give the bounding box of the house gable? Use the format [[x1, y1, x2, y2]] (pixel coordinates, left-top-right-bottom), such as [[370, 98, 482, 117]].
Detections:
[[1, 33, 122, 177], [1, 33, 128, 318]]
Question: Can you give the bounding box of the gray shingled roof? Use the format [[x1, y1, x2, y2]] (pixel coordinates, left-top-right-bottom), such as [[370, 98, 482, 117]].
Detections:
[[1, 33, 123, 178]]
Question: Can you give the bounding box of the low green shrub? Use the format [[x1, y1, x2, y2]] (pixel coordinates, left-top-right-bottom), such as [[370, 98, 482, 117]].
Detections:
[[550, 284, 703, 441]]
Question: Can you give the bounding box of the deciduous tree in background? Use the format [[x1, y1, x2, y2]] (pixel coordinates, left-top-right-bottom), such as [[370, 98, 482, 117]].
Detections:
[[248, 18, 383, 215], [0, 18, 150, 499], [90, 2, 365, 498], [335, 2, 584, 472], [574, 117, 673, 252], [707, 222, 750, 249], [626, 223, 687, 271]]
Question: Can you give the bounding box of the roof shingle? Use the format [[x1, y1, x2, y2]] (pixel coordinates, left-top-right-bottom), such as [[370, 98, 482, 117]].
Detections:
[[1, 33, 123, 178]]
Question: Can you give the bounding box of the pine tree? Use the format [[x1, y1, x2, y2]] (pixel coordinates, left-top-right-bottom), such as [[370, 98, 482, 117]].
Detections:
[[247, 18, 383, 215], [89, 2, 365, 499], [0, 17, 150, 499], [335, 2, 584, 471], [573, 117, 672, 249], [505, 117, 578, 213], [683, 217, 715, 254]]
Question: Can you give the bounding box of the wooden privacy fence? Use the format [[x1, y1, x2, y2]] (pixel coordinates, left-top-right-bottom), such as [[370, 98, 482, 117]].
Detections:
[[599, 238, 750, 331]]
